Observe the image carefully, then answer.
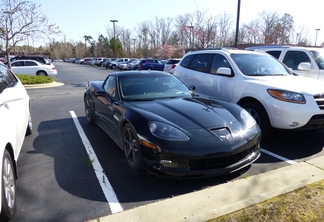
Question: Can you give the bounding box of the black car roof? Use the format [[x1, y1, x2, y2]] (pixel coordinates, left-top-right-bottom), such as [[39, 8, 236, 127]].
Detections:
[[111, 70, 172, 78]]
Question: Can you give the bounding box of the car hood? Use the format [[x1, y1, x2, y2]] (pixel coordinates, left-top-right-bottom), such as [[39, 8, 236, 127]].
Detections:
[[246, 75, 324, 95], [130, 97, 241, 130]]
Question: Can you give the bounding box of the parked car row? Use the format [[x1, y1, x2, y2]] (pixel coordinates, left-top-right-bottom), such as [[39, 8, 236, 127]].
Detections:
[[64, 56, 183, 73]]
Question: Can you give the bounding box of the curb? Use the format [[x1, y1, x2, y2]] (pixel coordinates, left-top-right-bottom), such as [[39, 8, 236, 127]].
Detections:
[[24, 81, 64, 89], [88, 156, 324, 222]]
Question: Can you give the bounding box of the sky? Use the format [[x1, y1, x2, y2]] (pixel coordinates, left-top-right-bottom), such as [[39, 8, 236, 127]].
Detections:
[[30, 0, 324, 47]]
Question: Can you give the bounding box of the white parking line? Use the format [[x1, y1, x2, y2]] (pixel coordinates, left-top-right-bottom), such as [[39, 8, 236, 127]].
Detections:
[[69, 111, 123, 214], [261, 148, 297, 165]]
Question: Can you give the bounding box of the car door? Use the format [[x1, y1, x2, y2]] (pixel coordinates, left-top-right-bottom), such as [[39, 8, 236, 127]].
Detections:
[[11, 61, 25, 75], [0, 66, 26, 155], [281, 50, 319, 79], [24, 60, 39, 75], [93, 76, 119, 137]]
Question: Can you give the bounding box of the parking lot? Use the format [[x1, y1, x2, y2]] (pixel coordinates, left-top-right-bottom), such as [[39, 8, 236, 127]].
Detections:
[[11, 62, 324, 222]]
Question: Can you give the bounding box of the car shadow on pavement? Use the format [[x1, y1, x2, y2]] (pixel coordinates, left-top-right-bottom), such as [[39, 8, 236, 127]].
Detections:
[[260, 128, 324, 161], [27, 117, 253, 206]]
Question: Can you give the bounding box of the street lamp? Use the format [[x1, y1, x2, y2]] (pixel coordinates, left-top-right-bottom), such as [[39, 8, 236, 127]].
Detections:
[[132, 38, 136, 57], [110, 19, 118, 58], [315, 29, 320, 46], [187, 26, 194, 49], [234, 0, 241, 48]]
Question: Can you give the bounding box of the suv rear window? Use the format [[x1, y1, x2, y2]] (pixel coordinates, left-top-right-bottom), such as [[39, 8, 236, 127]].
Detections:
[[166, 59, 180, 64], [265, 50, 281, 59]]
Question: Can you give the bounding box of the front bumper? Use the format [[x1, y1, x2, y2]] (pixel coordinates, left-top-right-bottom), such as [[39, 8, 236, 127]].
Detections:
[[141, 131, 261, 179]]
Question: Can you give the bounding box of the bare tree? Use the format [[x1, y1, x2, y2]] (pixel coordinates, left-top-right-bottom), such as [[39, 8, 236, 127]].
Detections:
[[0, 0, 61, 68]]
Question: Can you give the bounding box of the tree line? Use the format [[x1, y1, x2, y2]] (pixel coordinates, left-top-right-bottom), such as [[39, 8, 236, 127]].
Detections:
[[1, 0, 320, 62]]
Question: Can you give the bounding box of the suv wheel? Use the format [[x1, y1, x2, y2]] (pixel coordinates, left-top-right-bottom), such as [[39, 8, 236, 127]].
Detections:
[[241, 102, 272, 139]]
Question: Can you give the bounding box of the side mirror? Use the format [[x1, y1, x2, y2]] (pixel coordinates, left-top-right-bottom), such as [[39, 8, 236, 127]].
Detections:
[[217, 67, 232, 76], [95, 90, 107, 97], [298, 62, 311, 71]]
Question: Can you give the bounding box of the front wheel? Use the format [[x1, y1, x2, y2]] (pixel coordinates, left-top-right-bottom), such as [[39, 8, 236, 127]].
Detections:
[[241, 102, 272, 139], [122, 123, 142, 170], [25, 111, 33, 136], [1, 150, 16, 222], [84, 97, 94, 124]]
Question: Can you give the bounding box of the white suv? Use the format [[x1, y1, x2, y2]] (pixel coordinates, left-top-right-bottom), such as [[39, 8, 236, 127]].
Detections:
[[246, 45, 324, 81], [173, 48, 324, 138]]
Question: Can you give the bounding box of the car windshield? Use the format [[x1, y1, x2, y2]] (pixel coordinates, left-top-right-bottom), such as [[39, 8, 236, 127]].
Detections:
[[311, 49, 324, 69], [231, 53, 291, 76], [119, 74, 192, 101]]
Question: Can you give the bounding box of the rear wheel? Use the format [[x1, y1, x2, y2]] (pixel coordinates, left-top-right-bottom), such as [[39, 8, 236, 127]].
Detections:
[[241, 102, 272, 139], [36, 71, 47, 76], [122, 123, 142, 170], [1, 150, 16, 222]]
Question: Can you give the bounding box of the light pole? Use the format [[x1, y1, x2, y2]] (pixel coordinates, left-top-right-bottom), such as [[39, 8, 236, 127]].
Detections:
[[110, 19, 118, 58], [187, 26, 194, 49], [234, 0, 241, 48], [315, 29, 320, 46], [132, 38, 136, 57]]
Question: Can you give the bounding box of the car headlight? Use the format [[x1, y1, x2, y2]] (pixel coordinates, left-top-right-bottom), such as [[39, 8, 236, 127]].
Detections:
[[267, 89, 306, 104], [149, 121, 189, 141], [240, 109, 256, 129]]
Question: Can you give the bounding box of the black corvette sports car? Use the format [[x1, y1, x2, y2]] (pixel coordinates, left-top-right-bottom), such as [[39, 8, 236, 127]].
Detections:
[[84, 71, 261, 179]]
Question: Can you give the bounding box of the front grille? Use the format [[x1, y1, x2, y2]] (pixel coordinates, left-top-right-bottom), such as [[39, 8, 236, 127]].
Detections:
[[314, 94, 324, 110], [189, 145, 258, 170]]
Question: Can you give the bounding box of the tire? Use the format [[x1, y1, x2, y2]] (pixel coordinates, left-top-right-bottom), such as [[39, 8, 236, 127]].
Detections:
[[25, 111, 33, 136], [241, 102, 272, 139], [111, 64, 116, 70], [36, 71, 47, 76], [1, 150, 17, 222], [84, 97, 94, 124], [147, 68, 152, 70], [122, 123, 142, 170]]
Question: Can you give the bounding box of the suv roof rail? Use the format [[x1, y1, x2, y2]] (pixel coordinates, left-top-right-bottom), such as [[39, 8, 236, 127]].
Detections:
[[246, 45, 292, 50], [191, 47, 238, 53]]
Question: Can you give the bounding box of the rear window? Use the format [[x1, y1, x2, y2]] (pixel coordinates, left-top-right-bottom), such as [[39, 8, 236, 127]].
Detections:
[[265, 50, 281, 59], [180, 55, 194, 68], [166, 59, 180, 65]]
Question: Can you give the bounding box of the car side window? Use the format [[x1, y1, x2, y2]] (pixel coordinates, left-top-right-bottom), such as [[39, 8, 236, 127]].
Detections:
[[12, 61, 24, 67], [189, 54, 213, 73], [25, 61, 37, 66], [103, 76, 117, 98], [0, 65, 17, 92], [210, 54, 231, 74], [179, 55, 194, 68], [283, 51, 311, 70]]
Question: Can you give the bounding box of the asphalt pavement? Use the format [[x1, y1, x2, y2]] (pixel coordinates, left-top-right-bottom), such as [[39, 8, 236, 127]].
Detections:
[[86, 155, 324, 222], [25, 82, 324, 222]]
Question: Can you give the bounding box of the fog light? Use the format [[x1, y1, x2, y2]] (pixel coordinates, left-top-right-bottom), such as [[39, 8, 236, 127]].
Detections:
[[160, 160, 179, 168], [289, 122, 299, 127]]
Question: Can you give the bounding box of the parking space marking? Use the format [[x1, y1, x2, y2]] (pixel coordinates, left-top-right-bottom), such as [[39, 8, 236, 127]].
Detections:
[[70, 111, 123, 214], [261, 148, 297, 165]]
